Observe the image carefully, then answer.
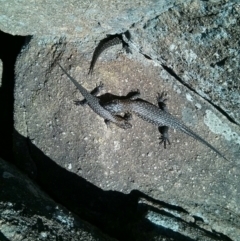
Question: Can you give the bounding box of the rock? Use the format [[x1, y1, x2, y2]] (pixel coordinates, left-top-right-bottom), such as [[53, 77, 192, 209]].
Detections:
[[1, 0, 240, 240], [0, 157, 117, 241], [2, 154, 239, 241], [1, 1, 239, 123], [14, 35, 240, 240], [0, 0, 176, 37], [127, 0, 240, 124]]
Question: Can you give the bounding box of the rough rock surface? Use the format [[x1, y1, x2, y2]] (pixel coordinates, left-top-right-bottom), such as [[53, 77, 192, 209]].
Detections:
[[1, 0, 239, 124], [0, 0, 177, 37], [14, 37, 240, 240], [1, 0, 240, 240], [0, 158, 117, 241]]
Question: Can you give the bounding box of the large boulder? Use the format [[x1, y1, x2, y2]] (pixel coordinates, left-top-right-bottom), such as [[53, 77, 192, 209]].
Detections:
[[1, 0, 239, 240]]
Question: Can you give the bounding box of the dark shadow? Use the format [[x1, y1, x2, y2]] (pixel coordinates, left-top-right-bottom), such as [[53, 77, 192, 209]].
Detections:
[[13, 129, 232, 241], [0, 30, 31, 162], [210, 57, 228, 68], [0, 231, 11, 241], [98, 91, 150, 105], [13, 129, 139, 240]]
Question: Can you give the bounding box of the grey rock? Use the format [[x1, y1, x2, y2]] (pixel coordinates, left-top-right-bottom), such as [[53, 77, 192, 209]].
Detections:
[[14, 35, 240, 240], [126, 0, 240, 124], [1, 0, 239, 122], [1, 0, 239, 240], [0, 0, 177, 37], [0, 158, 117, 241]]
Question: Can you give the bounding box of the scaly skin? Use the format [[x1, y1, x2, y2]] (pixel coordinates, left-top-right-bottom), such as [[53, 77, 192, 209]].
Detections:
[[58, 63, 132, 129], [103, 91, 229, 161]]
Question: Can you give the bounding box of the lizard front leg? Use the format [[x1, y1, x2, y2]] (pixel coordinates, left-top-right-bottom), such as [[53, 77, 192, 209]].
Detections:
[[157, 92, 168, 111], [127, 89, 141, 100], [157, 92, 171, 148]]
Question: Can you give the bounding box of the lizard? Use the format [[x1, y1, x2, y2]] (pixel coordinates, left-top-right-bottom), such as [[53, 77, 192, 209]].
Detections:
[[88, 31, 131, 74], [57, 63, 132, 129], [103, 90, 229, 161]]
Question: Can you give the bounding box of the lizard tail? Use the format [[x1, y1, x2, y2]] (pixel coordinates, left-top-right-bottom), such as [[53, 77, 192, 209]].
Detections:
[[179, 125, 229, 162]]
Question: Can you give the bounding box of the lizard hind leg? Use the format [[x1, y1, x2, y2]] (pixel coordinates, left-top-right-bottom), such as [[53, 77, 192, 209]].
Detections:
[[123, 112, 133, 121], [158, 126, 171, 149]]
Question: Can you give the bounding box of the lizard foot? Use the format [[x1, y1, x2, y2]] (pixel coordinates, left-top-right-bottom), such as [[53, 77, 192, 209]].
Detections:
[[89, 82, 104, 97], [97, 81, 104, 90], [157, 92, 167, 103], [123, 112, 132, 121], [159, 135, 171, 149], [158, 126, 170, 149], [157, 92, 168, 111], [74, 99, 87, 106]]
